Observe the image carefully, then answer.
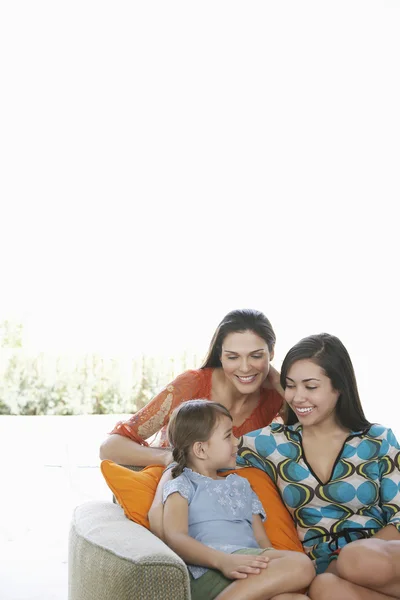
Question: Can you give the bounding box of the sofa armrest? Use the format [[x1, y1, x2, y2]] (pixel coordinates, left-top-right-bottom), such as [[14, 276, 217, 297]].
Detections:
[[69, 501, 190, 600]]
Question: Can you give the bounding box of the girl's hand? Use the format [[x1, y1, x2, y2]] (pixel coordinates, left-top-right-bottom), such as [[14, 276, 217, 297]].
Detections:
[[217, 553, 269, 580]]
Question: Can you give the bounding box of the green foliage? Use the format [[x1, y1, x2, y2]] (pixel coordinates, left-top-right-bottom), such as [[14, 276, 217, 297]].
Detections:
[[0, 347, 200, 416], [0, 320, 24, 348]]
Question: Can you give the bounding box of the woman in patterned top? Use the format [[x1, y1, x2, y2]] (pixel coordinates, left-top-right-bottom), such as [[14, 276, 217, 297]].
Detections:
[[100, 309, 284, 467], [161, 399, 315, 600], [238, 333, 400, 600]]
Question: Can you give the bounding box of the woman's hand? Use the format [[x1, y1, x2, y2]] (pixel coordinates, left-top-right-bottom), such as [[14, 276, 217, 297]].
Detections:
[[162, 449, 174, 467], [216, 552, 269, 580]]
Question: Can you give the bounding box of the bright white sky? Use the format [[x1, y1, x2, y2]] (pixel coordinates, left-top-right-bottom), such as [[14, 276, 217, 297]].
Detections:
[[1, 1, 399, 424]]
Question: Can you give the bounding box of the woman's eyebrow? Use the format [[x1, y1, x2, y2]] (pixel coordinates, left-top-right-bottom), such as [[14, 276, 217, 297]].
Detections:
[[223, 348, 266, 354], [286, 376, 321, 382]]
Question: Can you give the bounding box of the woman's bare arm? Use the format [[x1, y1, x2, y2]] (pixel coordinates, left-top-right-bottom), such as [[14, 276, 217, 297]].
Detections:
[[99, 370, 201, 465], [99, 434, 172, 467]]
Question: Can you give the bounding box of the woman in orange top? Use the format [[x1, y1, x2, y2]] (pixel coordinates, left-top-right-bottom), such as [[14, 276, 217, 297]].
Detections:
[[100, 309, 284, 467]]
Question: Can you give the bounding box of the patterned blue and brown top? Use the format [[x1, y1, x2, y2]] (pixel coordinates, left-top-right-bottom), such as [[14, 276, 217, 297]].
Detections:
[[237, 423, 400, 573]]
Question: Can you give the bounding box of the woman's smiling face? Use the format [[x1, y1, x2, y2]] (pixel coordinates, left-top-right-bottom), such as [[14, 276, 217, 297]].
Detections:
[[284, 359, 340, 426], [220, 330, 272, 394]]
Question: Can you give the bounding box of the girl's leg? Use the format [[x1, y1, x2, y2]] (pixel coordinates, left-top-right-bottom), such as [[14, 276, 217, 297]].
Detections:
[[336, 539, 400, 598], [215, 550, 315, 600]]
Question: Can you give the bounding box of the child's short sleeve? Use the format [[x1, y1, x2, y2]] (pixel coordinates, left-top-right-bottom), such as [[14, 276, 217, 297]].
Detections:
[[163, 473, 194, 505], [251, 489, 266, 522]]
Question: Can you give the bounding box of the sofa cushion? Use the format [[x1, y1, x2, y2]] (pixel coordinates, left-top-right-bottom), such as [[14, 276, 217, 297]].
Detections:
[[69, 501, 190, 600]]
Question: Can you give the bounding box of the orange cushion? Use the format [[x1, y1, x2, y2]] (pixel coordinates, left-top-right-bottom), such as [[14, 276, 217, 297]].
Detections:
[[100, 461, 304, 553], [101, 461, 165, 529]]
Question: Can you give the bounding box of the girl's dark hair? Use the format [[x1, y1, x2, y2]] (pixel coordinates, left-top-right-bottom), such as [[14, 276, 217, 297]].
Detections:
[[167, 400, 232, 478], [280, 333, 371, 431], [201, 309, 276, 368]]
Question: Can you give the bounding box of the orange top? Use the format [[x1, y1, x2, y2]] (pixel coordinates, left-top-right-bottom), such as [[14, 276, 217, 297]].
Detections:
[[110, 368, 283, 447]]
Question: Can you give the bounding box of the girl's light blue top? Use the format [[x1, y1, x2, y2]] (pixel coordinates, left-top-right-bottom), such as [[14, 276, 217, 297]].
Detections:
[[163, 468, 266, 579]]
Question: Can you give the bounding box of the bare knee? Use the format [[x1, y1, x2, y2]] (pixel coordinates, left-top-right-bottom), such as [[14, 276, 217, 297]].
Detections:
[[284, 553, 316, 590], [308, 573, 352, 600], [337, 540, 396, 587]]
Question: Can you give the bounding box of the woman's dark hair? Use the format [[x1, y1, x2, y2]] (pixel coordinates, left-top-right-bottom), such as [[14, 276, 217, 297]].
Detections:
[[280, 333, 371, 431], [167, 400, 232, 478], [201, 309, 276, 368]]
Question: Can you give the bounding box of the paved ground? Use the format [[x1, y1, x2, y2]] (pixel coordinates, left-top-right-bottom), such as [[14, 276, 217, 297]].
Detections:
[[0, 415, 130, 600]]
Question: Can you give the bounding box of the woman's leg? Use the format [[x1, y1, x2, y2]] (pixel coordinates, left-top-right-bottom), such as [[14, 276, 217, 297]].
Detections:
[[270, 595, 309, 600], [308, 540, 400, 600], [336, 539, 400, 598], [308, 573, 397, 600], [215, 550, 315, 600]]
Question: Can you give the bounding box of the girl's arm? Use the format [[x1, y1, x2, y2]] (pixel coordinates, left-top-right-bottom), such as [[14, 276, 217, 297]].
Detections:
[[148, 467, 173, 540], [252, 513, 272, 549], [164, 493, 269, 579], [99, 370, 201, 466]]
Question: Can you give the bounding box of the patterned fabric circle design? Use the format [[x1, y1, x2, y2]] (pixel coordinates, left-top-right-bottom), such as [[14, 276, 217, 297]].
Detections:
[[295, 507, 322, 527], [376, 439, 390, 457], [357, 439, 381, 460], [381, 477, 399, 502], [332, 459, 355, 481], [255, 432, 277, 457], [277, 442, 301, 460], [356, 480, 379, 504], [356, 460, 379, 481], [380, 456, 395, 477], [364, 517, 385, 529], [303, 526, 329, 547], [279, 458, 309, 483], [383, 503, 400, 520], [282, 482, 313, 509], [368, 424, 387, 438], [387, 429, 399, 447], [341, 444, 357, 459], [316, 481, 356, 504], [320, 503, 352, 520]]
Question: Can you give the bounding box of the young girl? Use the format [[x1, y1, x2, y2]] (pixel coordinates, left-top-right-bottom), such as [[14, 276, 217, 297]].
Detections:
[[161, 399, 315, 600]]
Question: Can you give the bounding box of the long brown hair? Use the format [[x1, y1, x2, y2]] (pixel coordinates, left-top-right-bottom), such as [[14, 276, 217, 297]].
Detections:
[[201, 309, 276, 368], [167, 400, 232, 478]]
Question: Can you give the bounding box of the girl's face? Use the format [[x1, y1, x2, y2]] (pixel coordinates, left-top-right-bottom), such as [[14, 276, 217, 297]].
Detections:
[[205, 415, 239, 470], [220, 330, 272, 394], [284, 359, 340, 427]]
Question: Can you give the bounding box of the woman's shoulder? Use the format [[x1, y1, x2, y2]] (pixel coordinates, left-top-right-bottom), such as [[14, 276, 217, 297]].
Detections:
[[361, 424, 400, 447], [167, 368, 212, 398]]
